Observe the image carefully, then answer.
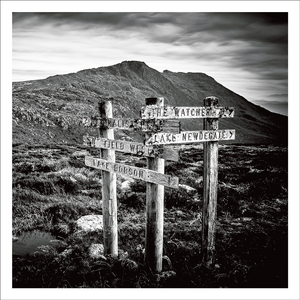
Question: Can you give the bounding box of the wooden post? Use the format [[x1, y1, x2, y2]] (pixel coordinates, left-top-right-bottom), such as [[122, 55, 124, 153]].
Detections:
[[98, 100, 118, 256], [202, 96, 219, 266], [144, 97, 165, 273]]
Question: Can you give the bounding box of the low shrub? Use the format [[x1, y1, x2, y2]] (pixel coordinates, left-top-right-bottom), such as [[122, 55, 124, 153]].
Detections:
[[13, 175, 78, 195], [118, 192, 146, 211], [129, 180, 146, 193], [164, 188, 199, 210], [43, 202, 91, 225]]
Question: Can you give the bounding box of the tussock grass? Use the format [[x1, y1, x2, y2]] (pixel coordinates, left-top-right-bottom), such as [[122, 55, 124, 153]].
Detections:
[[12, 144, 288, 288]]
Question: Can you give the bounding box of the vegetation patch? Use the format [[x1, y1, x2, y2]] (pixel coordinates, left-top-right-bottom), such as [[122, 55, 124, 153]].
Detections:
[[12, 143, 288, 288]]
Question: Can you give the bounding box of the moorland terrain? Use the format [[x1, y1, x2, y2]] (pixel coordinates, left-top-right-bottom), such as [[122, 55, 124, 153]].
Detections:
[[12, 61, 288, 288]]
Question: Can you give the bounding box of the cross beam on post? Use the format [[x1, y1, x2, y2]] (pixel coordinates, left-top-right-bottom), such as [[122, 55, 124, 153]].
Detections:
[[144, 97, 165, 273], [98, 100, 118, 256], [202, 96, 219, 266]]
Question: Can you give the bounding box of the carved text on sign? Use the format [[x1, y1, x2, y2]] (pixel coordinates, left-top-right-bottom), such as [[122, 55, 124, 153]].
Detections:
[[140, 105, 235, 119], [85, 156, 179, 189], [145, 129, 236, 145], [83, 135, 179, 161], [82, 117, 180, 133]]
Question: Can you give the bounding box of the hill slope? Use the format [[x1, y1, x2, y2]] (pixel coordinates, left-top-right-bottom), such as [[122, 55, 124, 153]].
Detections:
[[12, 60, 288, 145]]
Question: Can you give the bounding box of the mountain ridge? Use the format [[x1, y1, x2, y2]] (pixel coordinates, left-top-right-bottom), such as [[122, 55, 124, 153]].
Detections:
[[12, 60, 288, 145]]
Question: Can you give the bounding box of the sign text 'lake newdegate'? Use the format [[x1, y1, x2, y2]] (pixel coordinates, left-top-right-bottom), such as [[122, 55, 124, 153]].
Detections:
[[145, 129, 235, 145]]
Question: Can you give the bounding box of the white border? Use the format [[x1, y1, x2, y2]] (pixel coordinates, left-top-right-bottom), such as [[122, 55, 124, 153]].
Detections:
[[1, 1, 299, 299]]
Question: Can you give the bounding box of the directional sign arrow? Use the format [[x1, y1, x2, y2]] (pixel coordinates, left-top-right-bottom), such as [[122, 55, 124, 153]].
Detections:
[[82, 116, 180, 133], [85, 156, 179, 189], [145, 129, 236, 146], [83, 135, 179, 161], [140, 105, 235, 119]]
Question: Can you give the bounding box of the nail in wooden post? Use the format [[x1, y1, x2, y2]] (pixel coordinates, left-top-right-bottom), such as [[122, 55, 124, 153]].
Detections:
[[98, 100, 118, 256], [202, 96, 219, 266], [145, 97, 165, 273]]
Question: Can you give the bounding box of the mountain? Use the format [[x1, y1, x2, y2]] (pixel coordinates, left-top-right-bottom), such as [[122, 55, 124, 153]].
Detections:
[[12, 60, 288, 145], [250, 94, 288, 116]]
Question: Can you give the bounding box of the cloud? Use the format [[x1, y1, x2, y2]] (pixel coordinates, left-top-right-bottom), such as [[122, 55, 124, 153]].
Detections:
[[12, 12, 288, 100]]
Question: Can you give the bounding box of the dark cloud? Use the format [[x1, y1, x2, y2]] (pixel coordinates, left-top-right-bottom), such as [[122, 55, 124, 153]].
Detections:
[[13, 12, 288, 48]]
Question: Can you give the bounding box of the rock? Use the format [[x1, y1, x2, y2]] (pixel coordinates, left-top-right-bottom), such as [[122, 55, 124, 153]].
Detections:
[[179, 184, 197, 194], [175, 210, 185, 217], [71, 150, 89, 158], [89, 243, 106, 260], [76, 215, 103, 232], [13, 236, 19, 242], [120, 179, 134, 191]]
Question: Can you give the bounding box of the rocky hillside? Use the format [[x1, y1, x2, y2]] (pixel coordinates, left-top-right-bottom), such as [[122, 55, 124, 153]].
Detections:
[[12, 60, 288, 145]]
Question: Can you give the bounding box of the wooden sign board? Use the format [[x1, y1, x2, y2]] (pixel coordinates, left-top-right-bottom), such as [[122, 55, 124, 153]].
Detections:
[[145, 129, 235, 146], [140, 105, 234, 119], [85, 156, 179, 189], [83, 135, 179, 161], [82, 116, 180, 133]]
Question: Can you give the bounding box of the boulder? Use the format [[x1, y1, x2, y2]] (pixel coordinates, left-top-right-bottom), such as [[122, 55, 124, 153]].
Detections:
[[76, 215, 103, 232]]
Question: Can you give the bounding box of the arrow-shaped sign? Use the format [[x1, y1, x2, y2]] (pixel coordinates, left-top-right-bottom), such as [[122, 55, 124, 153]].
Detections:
[[81, 117, 180, 133], [145, 129, 235, 146], [83, 135, 179, 161], [85, 156, 179, 189], [140, 105, 235, 119]]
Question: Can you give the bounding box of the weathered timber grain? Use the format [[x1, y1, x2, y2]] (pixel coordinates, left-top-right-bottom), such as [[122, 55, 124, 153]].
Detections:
[[140, 105, 234, 119], [82, 116, 180, 133], [85, 156, 178, 189], [145, 129, 235, 145], [202, 96, 219, 266], [98, 101, 118, 256], [83, 135, 179, 161], [144, 97, 165, 273]]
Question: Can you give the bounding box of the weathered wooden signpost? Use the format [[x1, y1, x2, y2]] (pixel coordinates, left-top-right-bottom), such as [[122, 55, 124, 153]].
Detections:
[[83, 96, 235, 271], [98, 101, 118, 255], [140, 96, 235, 266], [83, 98, 180, 270], [202, 97, 221, 266], [144, 97, 166, 273]]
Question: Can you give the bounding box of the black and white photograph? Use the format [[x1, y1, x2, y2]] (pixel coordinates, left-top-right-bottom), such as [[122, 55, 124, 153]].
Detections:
[[1, 1, 299, 299]]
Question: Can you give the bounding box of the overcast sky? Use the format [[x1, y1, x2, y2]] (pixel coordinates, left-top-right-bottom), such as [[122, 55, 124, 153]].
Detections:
[[12, 11, 289, 102]]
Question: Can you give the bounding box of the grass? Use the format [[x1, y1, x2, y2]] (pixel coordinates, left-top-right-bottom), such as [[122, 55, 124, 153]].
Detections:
[[12, 143, 288, 288]]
